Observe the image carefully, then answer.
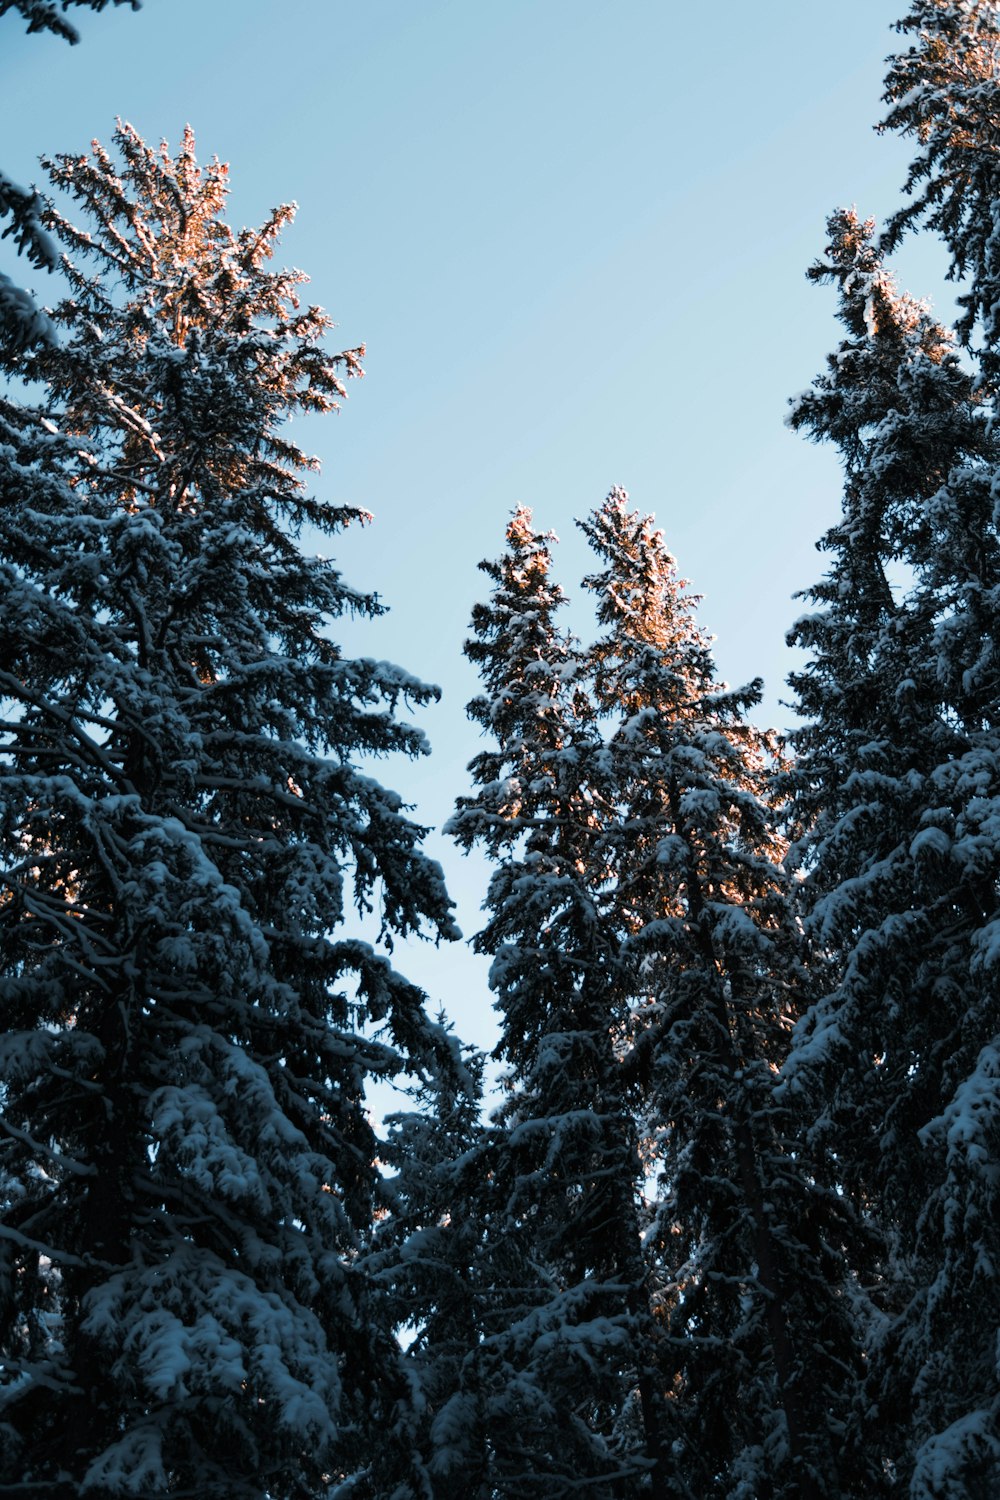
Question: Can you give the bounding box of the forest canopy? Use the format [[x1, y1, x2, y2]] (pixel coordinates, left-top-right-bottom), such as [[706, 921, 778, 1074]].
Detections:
[[1, 2, 1000, 1497]]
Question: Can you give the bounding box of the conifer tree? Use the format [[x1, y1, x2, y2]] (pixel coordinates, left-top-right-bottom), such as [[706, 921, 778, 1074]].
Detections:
[[582, 490, 873, 1500], [0, 124, 459, 1498], [787, 204, 1000, 1495], [447, 509, 661, 1497]]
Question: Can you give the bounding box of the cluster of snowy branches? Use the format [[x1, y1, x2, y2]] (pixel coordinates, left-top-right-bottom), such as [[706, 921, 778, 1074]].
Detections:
[[2, 1, 1000, 1497]]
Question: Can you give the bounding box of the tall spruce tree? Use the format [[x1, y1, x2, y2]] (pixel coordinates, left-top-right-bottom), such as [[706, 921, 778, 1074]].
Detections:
[[878, 10, 1000, 1483], [447, 508, 662, 1497], [0, 124, 460, 1498], [786, 202, 1000, 1493], [582, 490, 874, 1500]]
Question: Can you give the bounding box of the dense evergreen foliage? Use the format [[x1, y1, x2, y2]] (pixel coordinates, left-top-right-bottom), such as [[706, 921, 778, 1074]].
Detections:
[[783, 6, 1000, 1490], [447, 509, 656, 1496], [4, 5, 1000, 1498], [785, 206, 1000, 1495], [582, 493, 873, 1500], [440, 496, 877, 1498], [0, 125, 459, 1497]]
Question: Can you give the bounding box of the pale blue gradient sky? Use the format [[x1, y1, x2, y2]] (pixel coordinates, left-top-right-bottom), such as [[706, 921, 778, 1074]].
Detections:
[[0, 1, 959, 1076]]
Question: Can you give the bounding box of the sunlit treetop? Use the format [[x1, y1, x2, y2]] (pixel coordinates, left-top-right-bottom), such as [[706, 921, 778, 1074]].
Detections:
[[26, 122, 365, 541]]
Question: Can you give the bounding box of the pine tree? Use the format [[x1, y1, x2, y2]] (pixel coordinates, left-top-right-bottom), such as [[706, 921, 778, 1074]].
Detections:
[[786, 204, 1000, 1495], [581, 489, 874, 1500], [0, 1, 140, 349], [447, 508, 660, 1497], [0, 124, 459, 1498]]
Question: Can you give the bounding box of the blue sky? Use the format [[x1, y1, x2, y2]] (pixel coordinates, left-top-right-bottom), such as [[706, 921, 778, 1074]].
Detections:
[[0, 0, 960, 1076]]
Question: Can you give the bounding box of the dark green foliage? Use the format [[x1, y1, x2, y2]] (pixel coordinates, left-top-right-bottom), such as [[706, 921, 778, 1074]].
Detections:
[[787, 198, 1000, 1492], [447, 508, 652, 1498], [0, 124, 458, 1498], [583, 491, 874, 1500], [445, 498, 875, 1499]]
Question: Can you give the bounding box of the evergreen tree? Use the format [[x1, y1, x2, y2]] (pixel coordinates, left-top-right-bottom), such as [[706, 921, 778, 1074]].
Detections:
[[0, 1, 140, 349], [582, 490, 873, 1500], [0, 124, 459, 1498], [447, 509, 660, 1497], [786, 205, 1000, 1495]]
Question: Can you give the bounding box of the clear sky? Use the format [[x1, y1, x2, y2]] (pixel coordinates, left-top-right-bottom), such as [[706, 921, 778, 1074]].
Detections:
[[0, 0, 960, 1084]]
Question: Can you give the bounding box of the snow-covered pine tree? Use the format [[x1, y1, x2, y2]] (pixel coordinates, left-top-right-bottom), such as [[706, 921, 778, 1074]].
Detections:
[[447, 508, 663, 1497], [0, 1, 140, 349], [0, 123, 460, 1499], [786, 204, 1000, 1495], [581, 489, 874, 1500]]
